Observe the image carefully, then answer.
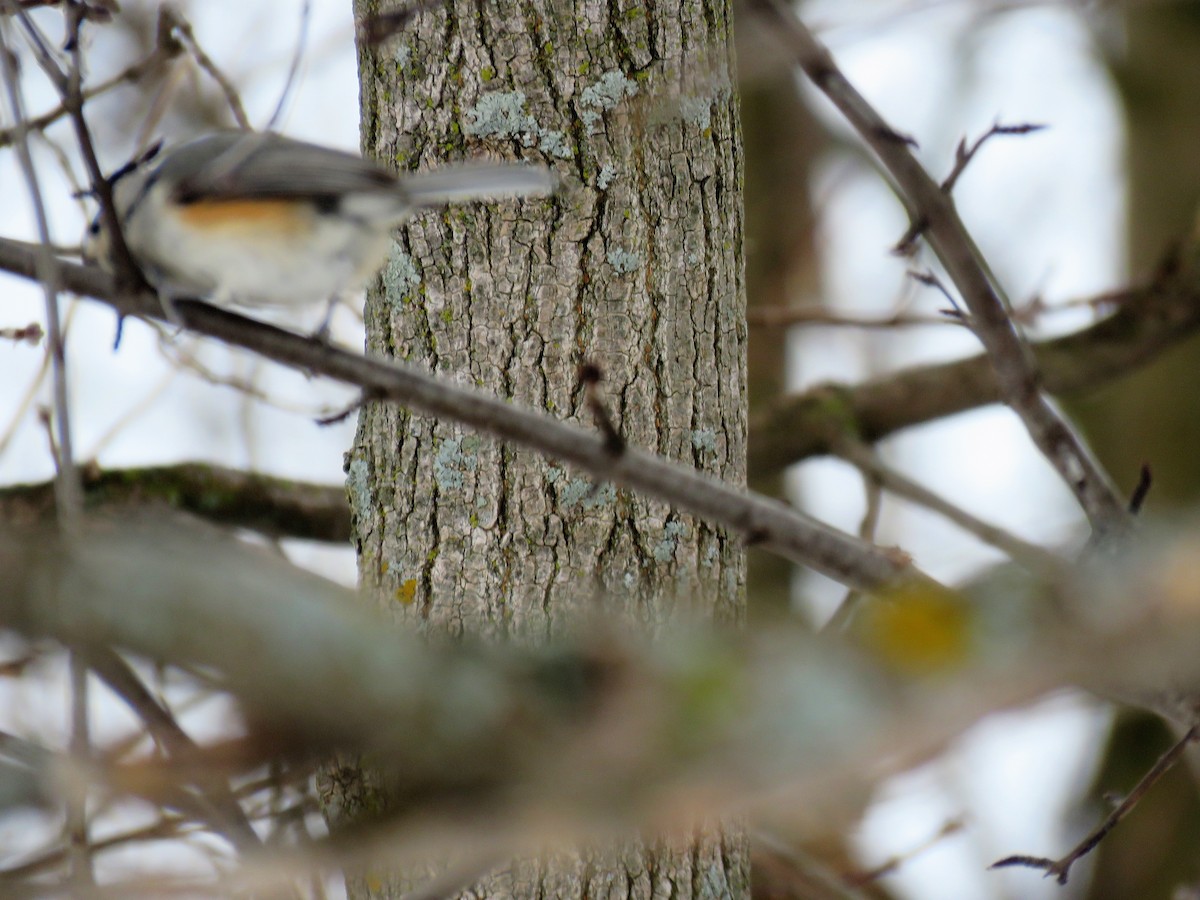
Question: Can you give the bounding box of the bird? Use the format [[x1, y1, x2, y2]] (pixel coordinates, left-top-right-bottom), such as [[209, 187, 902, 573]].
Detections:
[[86, 129, 556, 317]]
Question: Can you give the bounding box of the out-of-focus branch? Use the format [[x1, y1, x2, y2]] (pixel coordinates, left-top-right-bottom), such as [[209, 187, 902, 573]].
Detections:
[[0, 13, 83, 527], [85, 648, 262, 850], [749, 265, 1200, 476], [1, 510, 1199, 888], [748, 305, 950, 329], [0, 32, 177, 149], [0, 511, 1053, 847], [0, 237, 926, 591], [0, 463, 352, 543], [747, 0, 1131, 541]]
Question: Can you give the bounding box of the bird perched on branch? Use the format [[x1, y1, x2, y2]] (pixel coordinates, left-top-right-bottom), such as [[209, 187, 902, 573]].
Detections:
[[86, 130, 555, 316]]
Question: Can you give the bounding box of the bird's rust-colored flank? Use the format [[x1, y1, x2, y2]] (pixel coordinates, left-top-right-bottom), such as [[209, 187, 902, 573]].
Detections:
[[173, 199, 311, 234]]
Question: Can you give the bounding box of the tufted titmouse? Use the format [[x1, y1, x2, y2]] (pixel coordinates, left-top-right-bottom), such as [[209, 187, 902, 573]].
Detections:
[[86, 130, 556, 311]]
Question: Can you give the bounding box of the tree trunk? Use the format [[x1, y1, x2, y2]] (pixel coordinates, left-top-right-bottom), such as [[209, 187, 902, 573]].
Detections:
[[1078, 5, 1200, 897], [325, 0, 749, 896]]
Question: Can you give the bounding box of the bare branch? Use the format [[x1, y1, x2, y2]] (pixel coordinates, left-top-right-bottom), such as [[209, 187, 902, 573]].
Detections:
[[745, 0, 1130, 541], [0, 37, 178, 149], [748, 265, 1200, 477], [992, 725, 1200, 884], [0, 511, 1063, 853], [747, 305, 953, 329], [834, 440, 1063, 573], [85, 648, 262, 850], [0, 238, 927, 591], [943, 122, 1046, 195], [0, 12, 83, 528], [895, 121, 1047, 255], [162, 7, 251, 130], [0, 462, 352, 543]]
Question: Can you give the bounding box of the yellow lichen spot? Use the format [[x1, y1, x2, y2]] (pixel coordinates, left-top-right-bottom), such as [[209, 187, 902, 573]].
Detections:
[[396, 579, 418, 605], [857, 582, 972, 676]]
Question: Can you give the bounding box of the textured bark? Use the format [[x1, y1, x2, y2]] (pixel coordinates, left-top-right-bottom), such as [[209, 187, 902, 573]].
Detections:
[[330, 0, 749, 896]]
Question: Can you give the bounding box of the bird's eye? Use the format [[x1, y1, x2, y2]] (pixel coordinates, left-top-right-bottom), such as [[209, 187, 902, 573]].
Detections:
[[87, 217, 101, 236]]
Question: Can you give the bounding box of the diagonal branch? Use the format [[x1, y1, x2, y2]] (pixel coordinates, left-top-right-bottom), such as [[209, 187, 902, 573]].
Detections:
[[747, 0, 1131, 542], [991, 725, 1200, 885], [0, 237, 929, 592]]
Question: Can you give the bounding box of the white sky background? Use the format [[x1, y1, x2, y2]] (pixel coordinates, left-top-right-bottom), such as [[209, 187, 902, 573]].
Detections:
[[0, 0, 1132, 897]]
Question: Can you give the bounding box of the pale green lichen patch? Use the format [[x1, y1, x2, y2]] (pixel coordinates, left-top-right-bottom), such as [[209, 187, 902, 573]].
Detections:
[[346, 455, 373, 523], [579, 69, 638, 129], [691, 428, 717, 453], [607, 247, 642, 274], [596, 163, 617, 189], [679, 95, 712, 130], [382, 243, 421, 304], [463, 90, 573, 159], [465, 91, 532, 138], [654, 520, 689, 562], [559, 477, 615, 510], [433, 436, 480, 490]]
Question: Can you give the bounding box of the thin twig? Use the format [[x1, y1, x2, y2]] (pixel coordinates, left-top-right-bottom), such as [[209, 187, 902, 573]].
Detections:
[[66, 654, 93, 887], [86, 649, 262, 850], [748, 0, 1131, 542], [0, 40, 176, 148], [834, 440, 1063, 573], [823, 464, 884, 633], [0, 10, 83, 527], [751, 830, 873, 900], [0, 814, 196, 881], [847, 817, 964, 885], [579, 361, 624, 455], [14, 5, 144, 290], [0, 301, 77, 458], [895, 121, 1046, 255], [908, 269, 964, 319], [1128, 463, 1152, 516], [943, 122, 1046, 194], [991, 725, 1200, 884], [266, 0, 311, 130], [747, 305, 955, 329], [165, 8, 252, 130]]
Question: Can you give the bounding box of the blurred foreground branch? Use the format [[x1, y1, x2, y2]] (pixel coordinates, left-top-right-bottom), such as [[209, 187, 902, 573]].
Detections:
[[2, 510, 1200, 891]]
